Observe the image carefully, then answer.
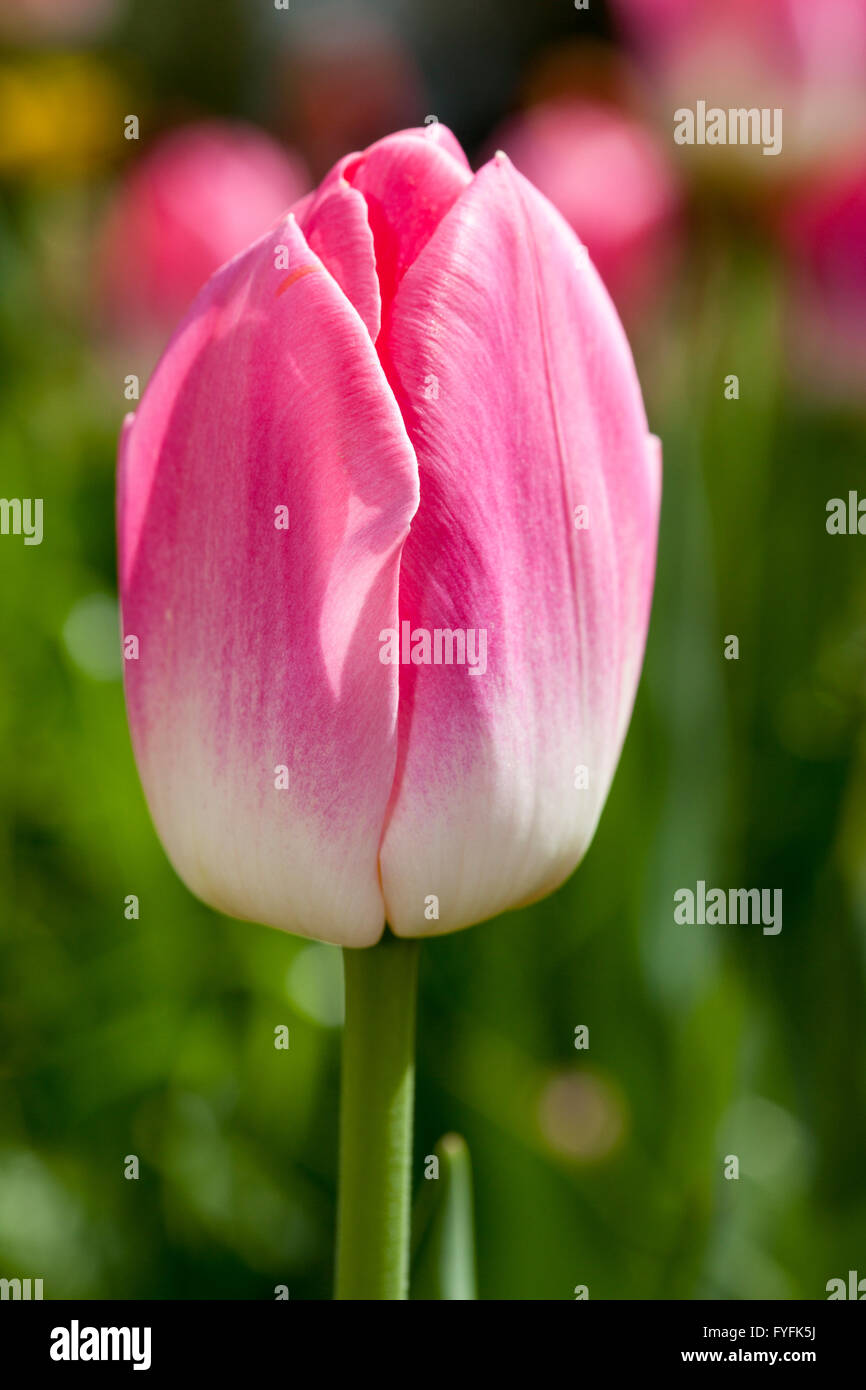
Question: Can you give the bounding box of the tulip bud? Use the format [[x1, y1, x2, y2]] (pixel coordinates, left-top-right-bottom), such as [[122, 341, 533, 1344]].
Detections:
[[118, 123, 660, 946]]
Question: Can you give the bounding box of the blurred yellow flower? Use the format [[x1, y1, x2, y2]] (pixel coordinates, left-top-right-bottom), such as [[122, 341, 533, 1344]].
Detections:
[[0, 53, 127, 180]]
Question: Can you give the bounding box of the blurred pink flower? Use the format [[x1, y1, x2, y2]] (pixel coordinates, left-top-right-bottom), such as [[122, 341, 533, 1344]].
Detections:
[[611, 0, 866, 170], [97, 122, 310, 340], [0, 0, 120, 41], [779, 158, 866, 396], [489, 100, 681, 318]]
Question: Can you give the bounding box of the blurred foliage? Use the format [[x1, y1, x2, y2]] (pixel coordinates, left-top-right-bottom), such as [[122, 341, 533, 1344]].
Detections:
[[0, 0, 864, 1300]]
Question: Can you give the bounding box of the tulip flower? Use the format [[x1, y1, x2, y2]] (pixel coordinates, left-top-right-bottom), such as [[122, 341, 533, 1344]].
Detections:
[[117, 122, 660, 1298], [488, 99, 681, 319], [98, 121, 310, 342], [118, 120, 660, 945]]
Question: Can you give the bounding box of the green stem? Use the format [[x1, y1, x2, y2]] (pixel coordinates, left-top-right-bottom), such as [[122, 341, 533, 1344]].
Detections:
[[335, 931, 420, 1300]]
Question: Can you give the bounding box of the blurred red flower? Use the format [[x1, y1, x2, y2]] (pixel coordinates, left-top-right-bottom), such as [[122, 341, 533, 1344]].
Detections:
[[779, 157, 866, 396], [274, 6, 424, 180]]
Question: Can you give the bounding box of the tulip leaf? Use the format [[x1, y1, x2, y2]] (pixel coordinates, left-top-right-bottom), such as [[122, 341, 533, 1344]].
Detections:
[[411, 1133, 477, 1300]]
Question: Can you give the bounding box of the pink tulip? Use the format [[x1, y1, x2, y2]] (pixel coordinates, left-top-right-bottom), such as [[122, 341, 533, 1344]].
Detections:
[[117, 123, 661, 946], [488, 100, 680, 318], [611, 0, 866, 169], [779, 158, 866, 395], [98, 122, 310, 339]]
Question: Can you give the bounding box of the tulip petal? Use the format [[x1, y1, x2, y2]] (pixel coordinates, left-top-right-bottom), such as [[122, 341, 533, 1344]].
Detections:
[[420, 120, 474, 172], [378, 154, 660, 936], [118, 213, 419, 946], [296, 177, 381, 341], [343, 129, 472, 315]]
